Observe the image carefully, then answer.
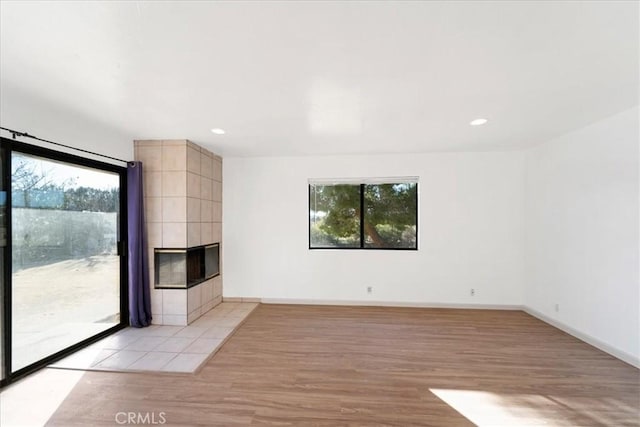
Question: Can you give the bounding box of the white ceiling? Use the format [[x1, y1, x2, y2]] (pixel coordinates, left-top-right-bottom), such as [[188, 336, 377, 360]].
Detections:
[[1, 1, 637, 157]]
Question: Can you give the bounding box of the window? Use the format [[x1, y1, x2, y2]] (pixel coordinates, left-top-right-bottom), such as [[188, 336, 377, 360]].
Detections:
[[0, 137, 127, 385], [309, 178, 418, 249]]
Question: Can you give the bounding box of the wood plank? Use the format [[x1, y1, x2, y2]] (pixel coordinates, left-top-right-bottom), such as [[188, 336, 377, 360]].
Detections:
[[46, 305, 640, 426]]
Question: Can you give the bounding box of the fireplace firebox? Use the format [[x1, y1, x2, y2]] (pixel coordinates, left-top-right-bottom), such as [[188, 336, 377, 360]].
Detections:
[[155, 243, 219, 289]]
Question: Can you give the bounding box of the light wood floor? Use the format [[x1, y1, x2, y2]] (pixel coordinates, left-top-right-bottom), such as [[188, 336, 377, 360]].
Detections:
[[47, 304, 639, 426]]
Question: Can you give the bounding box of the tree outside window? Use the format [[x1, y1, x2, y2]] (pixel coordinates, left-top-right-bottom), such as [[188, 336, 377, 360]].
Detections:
[[309, 180, 417, 249]]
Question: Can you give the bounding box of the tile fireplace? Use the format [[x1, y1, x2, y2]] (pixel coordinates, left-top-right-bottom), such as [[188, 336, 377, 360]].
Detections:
[[135, 139, 223, 326], [155, 243, 220, 289]]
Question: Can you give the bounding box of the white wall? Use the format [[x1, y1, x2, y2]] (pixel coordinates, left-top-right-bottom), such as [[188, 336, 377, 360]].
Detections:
[[223, 151, 525, 306], [525, 106, 639, 365], [0, 84, 133, 162]]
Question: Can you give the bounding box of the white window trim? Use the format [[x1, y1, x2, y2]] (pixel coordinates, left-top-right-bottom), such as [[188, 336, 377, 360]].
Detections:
[[308, 176, 419, 186]]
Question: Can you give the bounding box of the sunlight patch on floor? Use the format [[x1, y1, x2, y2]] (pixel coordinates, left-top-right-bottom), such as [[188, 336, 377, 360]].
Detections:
[[0, 368, 85, 427], [429, 388, 570, 426]]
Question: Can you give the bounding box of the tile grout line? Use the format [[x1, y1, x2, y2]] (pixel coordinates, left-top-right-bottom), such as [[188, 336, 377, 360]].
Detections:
[[48, 302, 260, 374]]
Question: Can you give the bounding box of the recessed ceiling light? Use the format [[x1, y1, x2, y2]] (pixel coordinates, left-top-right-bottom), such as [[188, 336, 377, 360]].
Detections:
[[469, 118, 488, 126], [211, 128, 226, 135]]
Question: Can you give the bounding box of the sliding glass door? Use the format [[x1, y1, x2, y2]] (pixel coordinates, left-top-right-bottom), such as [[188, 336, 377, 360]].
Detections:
[[0, 145, 6, 382], [1, 138, 127, 383]]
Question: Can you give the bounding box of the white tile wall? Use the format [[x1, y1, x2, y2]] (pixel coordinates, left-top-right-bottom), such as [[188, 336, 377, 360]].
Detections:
[[187, 146, 201, 174], [212, 181, 222, 202], [136, 140, 223, 326], [187, 308, 202, 324], [212, 202, 222, 222], [151, 314, 163, 325], [162, 314, 187, 326], [187, 172, 201, 198], [202, 279, 214, 306], [201, 223, 214, 244], [144, 171, 162, 197], [213, 159, 222, 182], [137, 146, 162, 171], [212, 223, 222, 243], [163, 289, 187, 315], [201, 200, 213, 222], [202, 301, 214, 313], [162, 222, 186, 247], [187, 285, 202, 314], [146, 197, 162, 222], [187, 197, 201, 222], [162, 145, 187, 171], [201, 154, 213, 178], [146, 222, 162, 248], [162, 197, 187, 222], [150, 289, 163, 316], [187, 222, 201, 247], [213, 276, 222, 298], [201, 178, 213, 201], [162, 171, 187, 197]]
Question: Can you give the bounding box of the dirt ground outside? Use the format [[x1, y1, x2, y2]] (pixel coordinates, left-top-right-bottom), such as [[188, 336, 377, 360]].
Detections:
[[11, 255, 120, 370]]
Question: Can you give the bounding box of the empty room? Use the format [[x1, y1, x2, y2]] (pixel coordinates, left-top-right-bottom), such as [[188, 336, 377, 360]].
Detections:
[[0, 1, 638, 426]]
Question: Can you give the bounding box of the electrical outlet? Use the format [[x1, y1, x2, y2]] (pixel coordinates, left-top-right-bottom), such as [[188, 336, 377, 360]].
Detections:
[[367, 286, 373, 294], [470, 288, 475, 296], [555, 303, 559, 313]]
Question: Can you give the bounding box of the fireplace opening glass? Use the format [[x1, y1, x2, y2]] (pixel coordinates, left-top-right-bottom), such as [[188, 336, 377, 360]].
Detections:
[[186, 247, 204, 286], [205, 244, 219, 278], [155, 243, 220, 289], [156, 249, 187, 288]]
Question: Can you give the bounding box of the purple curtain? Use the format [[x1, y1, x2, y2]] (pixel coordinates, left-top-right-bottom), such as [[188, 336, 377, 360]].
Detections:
[[127, 161, 152, 327]]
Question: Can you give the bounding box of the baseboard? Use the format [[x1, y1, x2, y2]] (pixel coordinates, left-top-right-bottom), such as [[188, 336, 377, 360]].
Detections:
[[523, 306, 640, 368], [222, 297, 261, 303], [260, 298, 523, 310], [239, 297, 261, 303]]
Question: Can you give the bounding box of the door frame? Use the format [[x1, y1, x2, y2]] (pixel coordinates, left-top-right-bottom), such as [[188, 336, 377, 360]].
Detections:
[[0, 137, 129, 387]]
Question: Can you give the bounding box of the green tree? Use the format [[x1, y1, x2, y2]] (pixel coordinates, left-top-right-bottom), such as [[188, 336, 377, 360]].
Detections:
[[310, 183, 417, 248], [364, 183, 417, 247]]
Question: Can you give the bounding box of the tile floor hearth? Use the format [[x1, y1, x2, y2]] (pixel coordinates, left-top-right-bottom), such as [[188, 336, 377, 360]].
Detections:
[[49, 302, 257, 374]]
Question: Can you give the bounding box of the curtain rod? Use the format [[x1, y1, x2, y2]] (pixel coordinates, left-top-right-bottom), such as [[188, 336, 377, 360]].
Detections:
[[0, 126, 129, 164]]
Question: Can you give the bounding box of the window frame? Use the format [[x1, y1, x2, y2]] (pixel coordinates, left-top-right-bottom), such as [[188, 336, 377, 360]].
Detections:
[[308, 179, 418, 251]]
